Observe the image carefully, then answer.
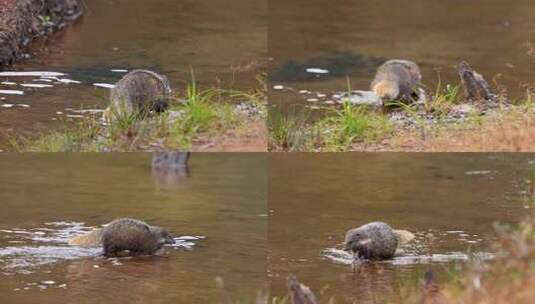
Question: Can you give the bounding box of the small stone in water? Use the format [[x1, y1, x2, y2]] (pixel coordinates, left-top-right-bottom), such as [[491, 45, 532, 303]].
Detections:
[[41, 280, 55, 285], [298, 90, 310, 94], [273, 85, 284, 90]]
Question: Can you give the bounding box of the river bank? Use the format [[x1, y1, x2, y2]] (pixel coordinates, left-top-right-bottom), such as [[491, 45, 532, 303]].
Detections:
[[0, 0, 83, 66], [6, 78, 267, 152]]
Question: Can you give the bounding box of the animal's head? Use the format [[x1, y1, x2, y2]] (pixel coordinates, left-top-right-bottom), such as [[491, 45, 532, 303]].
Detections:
[[151, 227, 175, 246], [344, 229, 373, 259], [372, 80, 399, 103]]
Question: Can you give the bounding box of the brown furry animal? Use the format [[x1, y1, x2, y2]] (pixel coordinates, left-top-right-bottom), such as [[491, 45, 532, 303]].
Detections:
[[68, 219, 174, 257], [344, 222, 399, 260], [104, 70, 172, 121], [457, 61, 497, 103], [101, 218, 174, 257], [371, 59, 422, 103]]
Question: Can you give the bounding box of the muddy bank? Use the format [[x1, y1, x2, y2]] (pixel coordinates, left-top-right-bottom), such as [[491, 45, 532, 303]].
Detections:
[[0, 0, 83, 66]]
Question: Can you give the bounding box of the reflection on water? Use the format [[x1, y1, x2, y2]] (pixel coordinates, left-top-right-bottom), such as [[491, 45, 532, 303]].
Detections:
[[0, 153, 267, 304], [268, 153, 535, 303], [0, 0, 266, 142], [270, 0, 535, 110]]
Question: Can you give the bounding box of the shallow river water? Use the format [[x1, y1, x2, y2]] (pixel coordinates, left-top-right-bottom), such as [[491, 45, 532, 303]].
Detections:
[[0, 153, 267, 304], [269, 0, 535, 111], [268, 153, 535, 303], [0, 0, 266, 143]]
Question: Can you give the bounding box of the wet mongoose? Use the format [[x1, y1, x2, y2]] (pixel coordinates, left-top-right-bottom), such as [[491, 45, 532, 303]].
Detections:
[[371, 59, 422, 103], [104, 69, 172, 121], [101, 218, 174, 257], [68, 218, 175, 257], [344, 222, 399, 260]]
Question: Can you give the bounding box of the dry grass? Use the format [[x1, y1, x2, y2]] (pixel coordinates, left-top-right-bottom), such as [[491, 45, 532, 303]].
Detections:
[[391, 105, 535, 152]]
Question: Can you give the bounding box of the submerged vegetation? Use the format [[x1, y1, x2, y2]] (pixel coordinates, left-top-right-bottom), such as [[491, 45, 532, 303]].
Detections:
[[7, 75, 266, 152]]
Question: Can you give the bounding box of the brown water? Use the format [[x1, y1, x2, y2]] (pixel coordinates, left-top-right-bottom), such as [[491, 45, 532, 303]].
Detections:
[[269, 0, 535, 111], [0, 153, 267, 304], [268, 153, 535, 303], [0, 0, 266, 142]]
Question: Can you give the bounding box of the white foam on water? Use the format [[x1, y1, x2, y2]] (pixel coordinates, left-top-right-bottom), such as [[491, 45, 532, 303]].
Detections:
[[169, 235, 205, 250], [1, 81, 17, 85], [0, 71, 66, 77], [67, 109, 104, 114], [465, 170, 495, 176], [20, 84, 54, 88], [93, 83, 116, 89], [1, 104, 14, 108], [65, 114, 85, 118], [111, 69, 128, 73], [0, 90, 24, 95], [321, 248, 495, 266], [0, 222, 100, 272], [58, 79, 81, 84], [273, 85, 284, 90], [305, 68, 329, 74], [40, 76, 61, 81], [32, 79, 53, 82]]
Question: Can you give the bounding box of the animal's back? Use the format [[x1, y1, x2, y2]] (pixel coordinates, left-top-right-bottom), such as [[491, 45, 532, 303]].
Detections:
[[110, 69, 171, 115], [101, 218, 159, 257]]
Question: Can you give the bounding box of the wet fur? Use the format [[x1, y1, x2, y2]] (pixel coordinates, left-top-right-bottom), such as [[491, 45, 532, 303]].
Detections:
[[101, 218, 174, 257], [106, 70, 172, 121], [371, 59, 422, 103], [344, 222, 399, 260]]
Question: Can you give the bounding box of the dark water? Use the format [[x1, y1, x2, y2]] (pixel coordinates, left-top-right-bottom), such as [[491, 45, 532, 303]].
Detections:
[[268, 153, 535, 303], [0, 153, 267, 304], [0, 0, 266, 142], [269, 0, 535, 111]]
